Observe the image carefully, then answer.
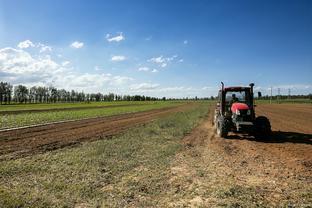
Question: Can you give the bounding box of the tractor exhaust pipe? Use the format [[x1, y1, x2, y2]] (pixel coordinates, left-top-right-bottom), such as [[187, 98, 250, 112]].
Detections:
[[221, 82, 224, 90], [249, 83, 255, 113], [249, 83, 254, 94]]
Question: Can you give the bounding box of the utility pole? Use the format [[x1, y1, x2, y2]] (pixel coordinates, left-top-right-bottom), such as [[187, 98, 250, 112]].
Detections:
[[288, 88, 291, 100], [270, 86, 272, 104]]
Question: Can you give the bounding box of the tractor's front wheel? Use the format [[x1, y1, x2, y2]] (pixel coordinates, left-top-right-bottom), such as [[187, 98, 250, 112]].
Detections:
[[216, 116, 229, 138], [254, 116, 271, 139]]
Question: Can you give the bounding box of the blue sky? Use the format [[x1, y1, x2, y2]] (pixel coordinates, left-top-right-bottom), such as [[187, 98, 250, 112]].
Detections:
[[0, 0, 311, 97]]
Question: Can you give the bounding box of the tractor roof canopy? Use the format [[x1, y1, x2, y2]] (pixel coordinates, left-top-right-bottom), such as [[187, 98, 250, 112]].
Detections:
[[224, 86, 251, 91]]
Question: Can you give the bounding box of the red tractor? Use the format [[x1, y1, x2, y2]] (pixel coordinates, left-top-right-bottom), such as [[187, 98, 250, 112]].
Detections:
[[214, 82, 271, 138]]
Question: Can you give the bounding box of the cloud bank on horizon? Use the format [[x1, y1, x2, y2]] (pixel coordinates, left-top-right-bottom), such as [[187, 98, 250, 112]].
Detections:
[[1, 39, 310, 98], [0, 0, 311, 98]]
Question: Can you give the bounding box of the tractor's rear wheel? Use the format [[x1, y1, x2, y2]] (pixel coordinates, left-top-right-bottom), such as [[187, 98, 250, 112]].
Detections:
[[254, 116, 271, 139], [216, 116, 229, 138]]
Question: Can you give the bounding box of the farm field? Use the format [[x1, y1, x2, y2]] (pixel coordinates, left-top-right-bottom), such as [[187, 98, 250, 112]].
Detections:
[[0, 102, 311, 207], [0, 101, 163, 113], [0, 101, 209, 207], [0, 101, 183, 129], [2, 1, 311, 207], [0, 102, 196, 160]]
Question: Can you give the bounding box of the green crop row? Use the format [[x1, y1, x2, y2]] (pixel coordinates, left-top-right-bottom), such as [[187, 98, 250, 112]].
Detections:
[[0, 101, 167, 112], [0, 102, 182, 129]]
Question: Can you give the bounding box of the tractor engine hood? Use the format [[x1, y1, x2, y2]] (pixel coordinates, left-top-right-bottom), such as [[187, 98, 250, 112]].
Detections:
[[231, 103, 249, 113]]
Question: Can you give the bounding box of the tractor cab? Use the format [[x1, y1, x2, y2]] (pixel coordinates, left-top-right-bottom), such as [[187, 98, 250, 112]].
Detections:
[[223, 88, 253, 115], [217, 83, 255, 120], [214, 82, 271, 138]]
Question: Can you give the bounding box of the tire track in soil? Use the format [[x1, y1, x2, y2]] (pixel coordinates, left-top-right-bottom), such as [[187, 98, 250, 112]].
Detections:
[[0, 103, 195, 160]]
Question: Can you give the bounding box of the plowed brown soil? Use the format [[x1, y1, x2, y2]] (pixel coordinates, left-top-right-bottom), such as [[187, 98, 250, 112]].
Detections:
[[167, 103, 312, 206], [257, 104, 312, 134], [0, 103, 194, 160]]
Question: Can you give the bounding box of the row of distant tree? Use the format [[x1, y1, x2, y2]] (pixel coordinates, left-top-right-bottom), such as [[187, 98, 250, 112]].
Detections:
[[0, 81, 215, 105], [0, 82, 163, 104]]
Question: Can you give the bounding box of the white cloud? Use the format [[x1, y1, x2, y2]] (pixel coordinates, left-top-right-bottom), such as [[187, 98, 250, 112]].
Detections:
[[69, 73, 132, 88], [157, 86, 186, 92], [94, 66, 102, 71], [70, 41, 84, 49], [38, 43, 52, 53], [149, 56, 165, 64], [106, 32, 125, 42], [183, 40, 188, 44], [138, 67, 150, 72], [130, 83, 160, 91], [171, 55, 178, 60], [61, 61, 70, 66], [178, 59, 184, 63], [127, 83, 219, 98], [148, 55, 178, 68], [0, 47, 57, 75], [0, 46, 133, 93], [0, 45, 214, 98], [202, 86, 214, 90], [112, 75, 133, 85], [160, 63, 167, 68], [17, 40, 35, 49], [111, 55, 126, 62], [137, 67, 158, 73], [17, 40, 52, 53]]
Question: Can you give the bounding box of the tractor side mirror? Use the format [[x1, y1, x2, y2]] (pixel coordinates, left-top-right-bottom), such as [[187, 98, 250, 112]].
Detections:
[[258, 91, 262, 98]]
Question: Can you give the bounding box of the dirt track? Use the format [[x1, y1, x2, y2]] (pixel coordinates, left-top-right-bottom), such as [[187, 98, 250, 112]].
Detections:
[[168, 103, 312, 206], [0, 103, 193, 160]]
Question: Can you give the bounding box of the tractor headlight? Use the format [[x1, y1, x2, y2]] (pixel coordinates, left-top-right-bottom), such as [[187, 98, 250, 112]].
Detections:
[[247, 110, 251, 115], [235, 109, 240, 115]]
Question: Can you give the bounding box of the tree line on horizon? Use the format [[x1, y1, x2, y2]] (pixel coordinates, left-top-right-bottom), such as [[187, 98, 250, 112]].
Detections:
[[0, 82, 164, 104], [0, 81, 215, 105]]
